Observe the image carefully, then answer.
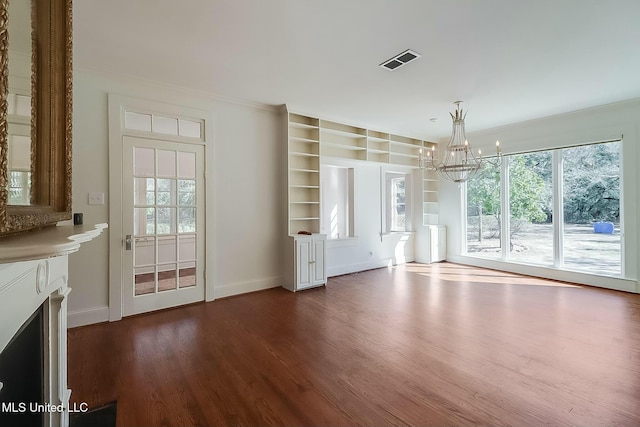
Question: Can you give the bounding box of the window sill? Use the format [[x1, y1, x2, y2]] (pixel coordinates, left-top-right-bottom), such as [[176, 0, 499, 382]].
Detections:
[[461, 252, 625, 279], [452, 254, 635, 293]]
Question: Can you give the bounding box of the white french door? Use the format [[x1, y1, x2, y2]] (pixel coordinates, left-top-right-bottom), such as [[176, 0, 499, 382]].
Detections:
[[122, 136, 205, 316]]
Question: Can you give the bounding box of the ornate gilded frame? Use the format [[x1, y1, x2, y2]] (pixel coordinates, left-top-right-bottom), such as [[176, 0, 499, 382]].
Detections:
[[0, 0, 72, 236]]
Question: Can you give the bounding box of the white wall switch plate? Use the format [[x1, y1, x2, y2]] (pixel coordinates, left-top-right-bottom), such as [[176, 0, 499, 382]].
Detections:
[[88, 192, 105, 205]]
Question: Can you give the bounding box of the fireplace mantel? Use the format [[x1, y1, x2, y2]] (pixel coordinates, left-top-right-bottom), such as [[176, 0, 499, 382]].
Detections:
[[0, 223, 108, 264], [0, 223, 107, 427]]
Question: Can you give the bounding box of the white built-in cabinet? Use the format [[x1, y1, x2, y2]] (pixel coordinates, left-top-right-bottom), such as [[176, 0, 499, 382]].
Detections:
[[283, 234, 327, 292], [426, 225, 447, 263], [282, 106, 442, 290]]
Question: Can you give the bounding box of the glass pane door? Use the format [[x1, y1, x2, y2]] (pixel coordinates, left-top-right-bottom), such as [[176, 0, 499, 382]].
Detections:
[[122, 134, 205, 317], [132, 147, 198, 296]]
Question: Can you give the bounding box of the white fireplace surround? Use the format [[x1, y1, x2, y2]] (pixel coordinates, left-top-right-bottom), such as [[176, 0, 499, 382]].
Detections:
[[0, 223, 107, 427]]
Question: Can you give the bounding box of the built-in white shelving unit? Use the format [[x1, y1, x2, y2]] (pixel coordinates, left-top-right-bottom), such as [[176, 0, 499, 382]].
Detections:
[[389, 134, 423, 167], [320, 120, 368, 161], [422, 167, 439, 225], [366, 130, 390, 163], [287, 112, 321, 235], [285, 107, 441, 233]]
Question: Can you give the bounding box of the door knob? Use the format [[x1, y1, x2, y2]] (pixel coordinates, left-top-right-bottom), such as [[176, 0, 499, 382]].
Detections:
[[125, 235, 132, 251]]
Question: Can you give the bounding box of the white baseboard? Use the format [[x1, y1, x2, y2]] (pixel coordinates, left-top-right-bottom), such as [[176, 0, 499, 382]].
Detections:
[[213, 276, 282, 299], [68, 305, 110, 328], [448, 255, 638, 294], [327, 257, 415, 277], [69, 278, 282, 326]]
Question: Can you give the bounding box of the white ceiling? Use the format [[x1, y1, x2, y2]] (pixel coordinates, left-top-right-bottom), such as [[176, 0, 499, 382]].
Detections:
[[74, 0, 640, 140]]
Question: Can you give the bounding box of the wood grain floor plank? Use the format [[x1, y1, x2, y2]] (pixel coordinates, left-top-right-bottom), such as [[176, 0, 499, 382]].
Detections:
[[68, 262, 640, 426]]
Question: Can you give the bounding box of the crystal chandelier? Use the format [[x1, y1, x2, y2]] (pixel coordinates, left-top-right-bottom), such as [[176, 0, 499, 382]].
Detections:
[[419, 101, 501, 183]]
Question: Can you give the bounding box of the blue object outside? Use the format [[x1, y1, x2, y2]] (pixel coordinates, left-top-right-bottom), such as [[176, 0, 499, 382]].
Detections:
[[593, 222, 614, 234]]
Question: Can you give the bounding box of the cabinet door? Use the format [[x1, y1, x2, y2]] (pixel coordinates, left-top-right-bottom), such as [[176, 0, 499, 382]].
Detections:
[[312, 238, 326, 285], [430, 227, 439, 262], [437, 227, 447, 261], [296, 238, 313, 289], [427, 226, 446, 262]]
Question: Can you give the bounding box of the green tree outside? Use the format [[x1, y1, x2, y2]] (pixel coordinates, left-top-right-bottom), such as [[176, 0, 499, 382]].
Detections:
[[467, 141, 620, 243]]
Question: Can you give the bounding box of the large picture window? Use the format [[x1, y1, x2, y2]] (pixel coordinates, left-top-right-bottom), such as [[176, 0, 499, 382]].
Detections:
[[562, 142, 621, 275], [464, 140, 622, 276], [508, 152, 553, 265], [466, 161, 501, 259]]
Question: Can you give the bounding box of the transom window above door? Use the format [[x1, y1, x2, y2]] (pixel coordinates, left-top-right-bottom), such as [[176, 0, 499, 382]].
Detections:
[[124, 110, 203, 140]]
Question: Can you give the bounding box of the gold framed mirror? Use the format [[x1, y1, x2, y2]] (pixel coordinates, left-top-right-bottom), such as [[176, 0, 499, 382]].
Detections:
[[0, 0, 72, 236]]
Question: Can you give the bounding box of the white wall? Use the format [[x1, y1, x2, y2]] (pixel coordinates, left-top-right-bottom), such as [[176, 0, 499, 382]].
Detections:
[[320, 165, 350, 239], [68, 69, 284, 326], [440, 99, 640, 293], [322, 159, 417, 276]]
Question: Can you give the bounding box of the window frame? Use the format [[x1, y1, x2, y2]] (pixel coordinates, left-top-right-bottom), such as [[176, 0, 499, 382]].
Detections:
[[463, 139, 624, 278], [384, 171, 411, 234]]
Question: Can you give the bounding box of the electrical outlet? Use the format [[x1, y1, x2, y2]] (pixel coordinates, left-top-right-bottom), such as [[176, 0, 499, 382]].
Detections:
[[88, 192, 104, 205]]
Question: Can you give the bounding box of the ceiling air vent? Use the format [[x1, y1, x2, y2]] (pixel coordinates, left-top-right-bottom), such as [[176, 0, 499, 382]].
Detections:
[[379, 49, 421, 71]]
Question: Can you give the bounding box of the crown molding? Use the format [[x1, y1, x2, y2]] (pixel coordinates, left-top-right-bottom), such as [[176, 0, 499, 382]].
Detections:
[[74, 65, 281, 113]]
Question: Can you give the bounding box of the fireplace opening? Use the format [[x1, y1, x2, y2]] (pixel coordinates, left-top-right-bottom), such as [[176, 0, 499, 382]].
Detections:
[[0, 304, 44, 427]]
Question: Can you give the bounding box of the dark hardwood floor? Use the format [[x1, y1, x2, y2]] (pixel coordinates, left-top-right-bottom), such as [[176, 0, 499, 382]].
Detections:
[[68, 262, 640, 426]]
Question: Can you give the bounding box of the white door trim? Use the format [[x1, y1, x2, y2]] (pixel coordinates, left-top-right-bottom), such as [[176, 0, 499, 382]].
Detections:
[[108, 94, 215, 321]]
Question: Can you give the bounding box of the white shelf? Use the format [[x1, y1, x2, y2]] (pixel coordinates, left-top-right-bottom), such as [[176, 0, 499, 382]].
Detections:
[[389, 151, 420, 159], [290, 168, 319, 173], [367, 136, 389, 143], [290, 122, 319, 130], [389, 140, 421, 147], [423, 203, 439, 214], [321, 128, 366, 139], [290, 136, 319, 143], [390, 134, 421, 145], [424, 181, 438, 191], [289, 113, 319, 129], [323, 142, 367, 151], [290, 151, 319, 157], [368, 148, 389, 154], [320, 120, 366, 139]]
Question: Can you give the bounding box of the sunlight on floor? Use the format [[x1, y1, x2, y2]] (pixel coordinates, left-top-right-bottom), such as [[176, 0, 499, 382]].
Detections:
[[401, 263, 582, 288], [394, 235, 410, 264]]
